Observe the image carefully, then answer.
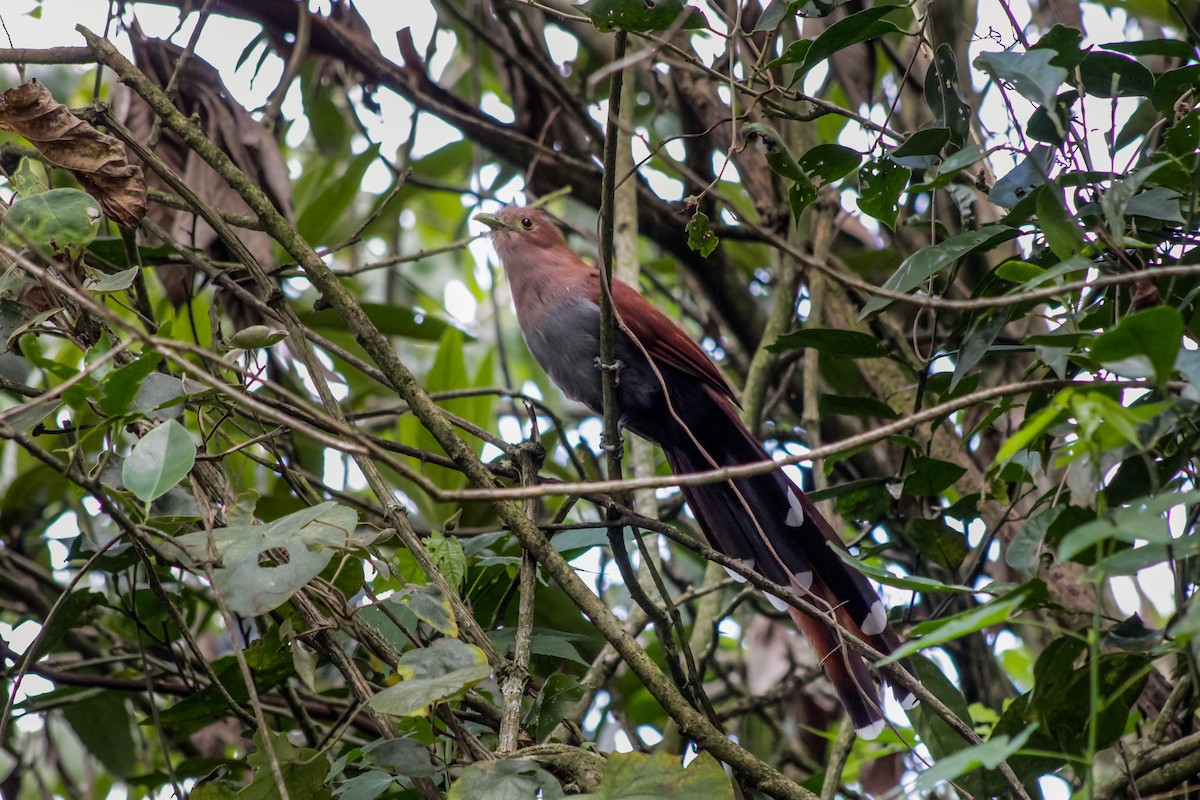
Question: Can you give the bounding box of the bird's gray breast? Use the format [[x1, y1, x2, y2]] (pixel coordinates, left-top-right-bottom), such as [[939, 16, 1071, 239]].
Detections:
[[522, 295, 661, 426]]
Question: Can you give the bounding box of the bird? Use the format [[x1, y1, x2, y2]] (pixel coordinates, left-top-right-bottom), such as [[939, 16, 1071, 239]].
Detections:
[[474, 205, 917, 738]]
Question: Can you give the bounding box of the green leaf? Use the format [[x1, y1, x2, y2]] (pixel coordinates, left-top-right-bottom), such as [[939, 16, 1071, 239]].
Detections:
[[425, 530, 467, 591], [768, 327, 888, 357], [860, 224, 1017, 317], [904, 456, 967, 496], [685, 209, 719, 257], [1037, 187, 1085, 259], [122, 419, 196, 503], [889, 127, 951, 169], [857, 157, 910, 231], [524, 674, 587, 740], [990, 145, 1055, 208], [449, 760, 564, 800], [924, 44, 971, 145], [388, 583, 458, 636], [1150, 65, 1200, 114], [62, 692, 137, 778], [1102, 38, 1196, 59], [1091, 306, 1182, 385], [1079, 51, 1154, 98], [578, 751, 733, 800], [951, 308, 1010, 390], [797, 143, 861, 186], [908, 656, 984, 797], [370, 639, 492, 718], [84, 266, 140, 293], [910, 144, 986, 191], [773, 5, 905, 81], [1100, 162, 1167, 241], [364, 738, 438, 777], [974, 49, 1068, 106], [578, 0, 706, 32], [334, 771, 394, 800], [1031, 24, 1087, 69], [880, 582, 1046, 664], [490, 627, 591, 666], [296, 143, 380, 245], [99, 354, 162, 417], [3, 187, 101, 256], [298, 303, 460, 342], [913, 726, 1038, 793], [817, 393, 900, 420], [906, 517, 968, 572], [1027, 90, 1078, 145], [174, 502, 359, 616]]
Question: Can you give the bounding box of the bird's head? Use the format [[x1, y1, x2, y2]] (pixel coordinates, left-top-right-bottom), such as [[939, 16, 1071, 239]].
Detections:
[[473, 206, 568, 263]]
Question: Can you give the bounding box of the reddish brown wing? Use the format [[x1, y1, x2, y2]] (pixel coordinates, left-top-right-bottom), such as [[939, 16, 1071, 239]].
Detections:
[[600, 277, 738, 404]]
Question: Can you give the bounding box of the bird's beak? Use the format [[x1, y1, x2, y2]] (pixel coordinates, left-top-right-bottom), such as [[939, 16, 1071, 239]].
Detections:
[[473, 212, 510, 232]]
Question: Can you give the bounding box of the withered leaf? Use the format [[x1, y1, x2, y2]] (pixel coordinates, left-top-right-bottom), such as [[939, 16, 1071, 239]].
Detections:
[[0, 80, 148, 226]]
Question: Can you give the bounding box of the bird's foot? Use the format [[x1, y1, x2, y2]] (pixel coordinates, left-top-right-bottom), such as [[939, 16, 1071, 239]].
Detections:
[[593, 357, 624, 385], [600, 431, 624, 458]]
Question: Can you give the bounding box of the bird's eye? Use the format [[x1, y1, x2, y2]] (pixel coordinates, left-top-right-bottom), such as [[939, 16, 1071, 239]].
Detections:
[[520, 217, 534, 230]]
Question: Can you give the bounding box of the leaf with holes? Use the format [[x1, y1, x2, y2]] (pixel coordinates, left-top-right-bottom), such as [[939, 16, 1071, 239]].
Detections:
[[174, 502, 358, 616]]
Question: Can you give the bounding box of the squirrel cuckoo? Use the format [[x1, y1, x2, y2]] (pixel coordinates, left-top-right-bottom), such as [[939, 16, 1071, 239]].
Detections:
[[475, 206, 916, 737]]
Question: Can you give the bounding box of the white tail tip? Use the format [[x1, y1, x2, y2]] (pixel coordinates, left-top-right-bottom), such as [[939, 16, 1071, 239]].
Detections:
[[856, 719, 885, 740]]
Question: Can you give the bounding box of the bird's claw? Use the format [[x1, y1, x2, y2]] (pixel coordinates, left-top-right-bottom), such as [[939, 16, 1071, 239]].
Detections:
[[593, 357, 623, 385], [600, 432, 624, 458]]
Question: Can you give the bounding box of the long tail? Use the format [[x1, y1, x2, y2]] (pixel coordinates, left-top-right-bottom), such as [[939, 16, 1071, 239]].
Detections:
[[657, 384, 916, 736]]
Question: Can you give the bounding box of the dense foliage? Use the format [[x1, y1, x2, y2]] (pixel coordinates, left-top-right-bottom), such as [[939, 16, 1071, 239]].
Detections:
[[0, 0, 1198, 798]]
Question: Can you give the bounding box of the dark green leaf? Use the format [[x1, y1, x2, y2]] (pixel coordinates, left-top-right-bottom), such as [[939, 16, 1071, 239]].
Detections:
[[524, 675, 587, 740], [579, 751, 733, 800], [1079, 51, 1154, 98], [882, 582, 1047, 664], [685, 209, 719, 257], [295, 143, 380, 245], [100, 354, 162, 417], [904, 456, 967, 496], [908, 656, 985, 797], [1101, 38, 1196, 59], [817, 393, 900, 419], [907, 517, 969, 572], [298, 303, 460, 342], [860, 224, 1017, 317], [1091, 306, 1182, 385], [365, 738, 438, 777], [924, 44, 972, 145], [578, 0, 706, 32], [1031, 24, 1087, 69], [62, 692, 137, 778], [857, 157, 910, 231], [1037, 186, 1085, 259], [768, 327, 888, 357], [1027, 90, 1079, 145], [801, 143, 859, 185], [774, 5, 905, 81], [889, 127, 951, 169], [1150, 65, 1200, 114]]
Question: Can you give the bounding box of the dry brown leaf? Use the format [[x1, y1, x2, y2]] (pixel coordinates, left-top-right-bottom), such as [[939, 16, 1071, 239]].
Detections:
[[115, 28, 292, 323], [0, 79, 148, 226]]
